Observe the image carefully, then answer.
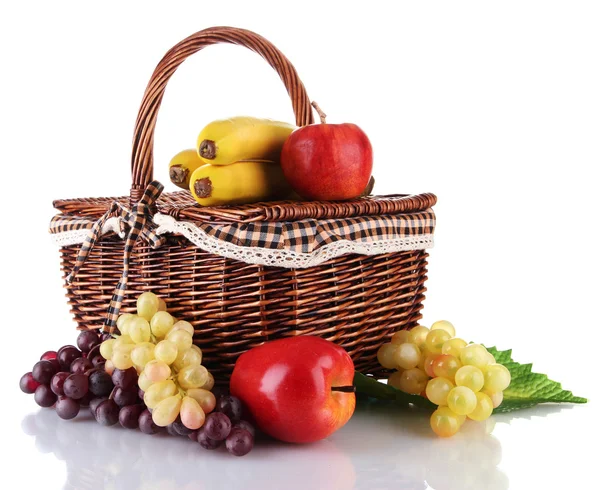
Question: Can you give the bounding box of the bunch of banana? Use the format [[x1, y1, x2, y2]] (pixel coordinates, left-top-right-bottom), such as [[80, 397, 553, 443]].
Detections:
[[168, 117, 296, 206]]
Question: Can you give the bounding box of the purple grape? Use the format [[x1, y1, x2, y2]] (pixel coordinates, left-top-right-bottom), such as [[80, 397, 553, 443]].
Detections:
[[50, 372, 70, 396], [112, 387, 138, 407], [20, 372, 41, 394], [57, 345, 76, 357], [188, 430, 199, 441], [63, 374, 88, 400], [90, 356, 105, 368], [138, 389, 145, 401], [70, 357, 93, 374], [204, 412, 232, 441], [166, 423, 180, 437], [101, 332, 113, 342], [88, 370, 113, 397], [233, 420, 256, 438], [34, 385, 57, 408], [119, 404, 144, 429], [89, 397, 108, 417], [216, 395, 244, 422], [226, 428, 254, 456], [40, 351, 57, 361], [197, 427, 222, 450], [138, 409, 160, 434], [77, 330, 101, 353], [111, 368, 137, 390], [88, 343, 102, 360], [58, 347, 82, 371], [32, 360, 58, 385], [171, 419, 193, 436], [56, 396, 80, 420], [95, 399, 119, 426]]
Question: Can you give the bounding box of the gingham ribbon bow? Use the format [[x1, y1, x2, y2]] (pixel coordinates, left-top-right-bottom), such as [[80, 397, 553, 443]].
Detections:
[[66, 181, 166, 329]]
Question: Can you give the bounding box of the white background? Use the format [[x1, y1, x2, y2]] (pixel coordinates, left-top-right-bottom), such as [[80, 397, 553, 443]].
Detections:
[[1, 1, 599, 489]]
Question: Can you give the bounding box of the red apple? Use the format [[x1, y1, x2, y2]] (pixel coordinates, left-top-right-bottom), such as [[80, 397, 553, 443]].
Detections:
[[230, 336, 356, 443], [280, 103, 373, 200]]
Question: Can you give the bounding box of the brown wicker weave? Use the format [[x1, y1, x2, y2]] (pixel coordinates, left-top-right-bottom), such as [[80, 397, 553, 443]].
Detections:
[[53, 26, 436, 381]]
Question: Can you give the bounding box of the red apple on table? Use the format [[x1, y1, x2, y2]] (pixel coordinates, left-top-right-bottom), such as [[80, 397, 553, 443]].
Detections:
[[280, 102, 373, 200], [230, 336, 356, 444]]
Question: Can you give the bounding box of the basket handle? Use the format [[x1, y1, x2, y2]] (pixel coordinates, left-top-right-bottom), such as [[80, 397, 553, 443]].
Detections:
[[130, 26, 314, 202]]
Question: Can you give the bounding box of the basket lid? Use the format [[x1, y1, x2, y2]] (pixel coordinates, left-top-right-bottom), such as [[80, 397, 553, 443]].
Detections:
[[53, 190, 437, 223]]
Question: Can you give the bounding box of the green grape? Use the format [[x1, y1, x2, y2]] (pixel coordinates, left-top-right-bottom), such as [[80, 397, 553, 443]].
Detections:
[[455, 365, 484, 392], [468, 392, 494, 421], [137, 292, 160, 321], [394, 343, 421, 370], [387, 370, 405, 390], [432, 354, 462, 380], [408, 325, 430, 350], [460, 343, 492, 369], [186, 388, 216, 414], [154, 340, 178, 365], [190, 345, 203, 358], [128, 317, 151, 344], [144, 360, 171, 383], [152, 395, 182, 427], [112, 345, 134, 370], [442, 338, 467, 358], [430, 406, 461, 437], [144, 379, 177, 409], [173, 348, 203, 370], [114, 335, 134, 350], [99, 339, 115, 360], [425, 329, 452, 355], [486, 351, 496, 365], [483, 390, 503, 408], [447, 386, 477, 415], [390, 330, 411, 345], [423, 353, 438, 377], [377, 343, 399, 369], [117, 313, 135, 335], [138, 371, 153, 391], [150, 311, 174, 338], [483, 363, 511, 392], [430, 320, 456, 337], [131, 342, 155, 369], [167, 330, 193, 353], [180, 396, 205, 430], [177, 365, 209, 390], [425, 377, 454, 405], [157, 297, 167, 312], [201, 371, 215, 391], [170, 320, 195, 337], [397, 368, 428, 395]]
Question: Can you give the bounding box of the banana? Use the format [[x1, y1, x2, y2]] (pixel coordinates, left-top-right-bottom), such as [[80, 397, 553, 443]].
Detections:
[[189, 160, 294, 206], [169, 149, 204, 190], [196, 117, 295, 166]]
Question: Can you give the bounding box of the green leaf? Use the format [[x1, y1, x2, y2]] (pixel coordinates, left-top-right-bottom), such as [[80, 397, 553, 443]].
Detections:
[[353, 372, 435, 410], [485, 346, 587, 413], [354, 348, 587, 414]]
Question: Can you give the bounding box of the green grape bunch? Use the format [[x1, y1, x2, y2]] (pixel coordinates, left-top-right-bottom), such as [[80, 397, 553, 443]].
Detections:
[[100, 292, 216, 431], [377, 320, 511, 437]]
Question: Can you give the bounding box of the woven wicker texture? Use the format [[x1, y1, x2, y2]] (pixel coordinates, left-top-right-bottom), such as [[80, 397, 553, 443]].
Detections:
[[55, 26, 435, 381]]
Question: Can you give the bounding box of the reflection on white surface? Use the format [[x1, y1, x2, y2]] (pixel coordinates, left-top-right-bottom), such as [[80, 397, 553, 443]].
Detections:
[[18, 398, 523, 490]]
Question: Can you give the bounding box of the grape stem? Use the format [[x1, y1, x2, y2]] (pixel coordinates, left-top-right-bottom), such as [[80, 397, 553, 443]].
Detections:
[[331, 386, 355, 393]]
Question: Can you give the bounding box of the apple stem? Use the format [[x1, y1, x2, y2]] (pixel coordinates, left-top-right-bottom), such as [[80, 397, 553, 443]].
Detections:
[[331, 385, 356, 393], [311, 101, 327, 124]]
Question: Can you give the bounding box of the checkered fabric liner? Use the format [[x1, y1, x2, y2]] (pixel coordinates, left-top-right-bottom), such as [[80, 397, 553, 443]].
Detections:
[[50, 210, 435, 254]]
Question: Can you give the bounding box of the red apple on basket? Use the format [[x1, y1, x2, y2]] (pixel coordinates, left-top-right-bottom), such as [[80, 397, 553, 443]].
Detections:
[[280, 102, 373, 200], [230, 336, 356, 443]]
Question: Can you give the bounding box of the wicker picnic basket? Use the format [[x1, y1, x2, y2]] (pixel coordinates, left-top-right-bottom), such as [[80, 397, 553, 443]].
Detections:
[[50, 26, 437, 382]]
